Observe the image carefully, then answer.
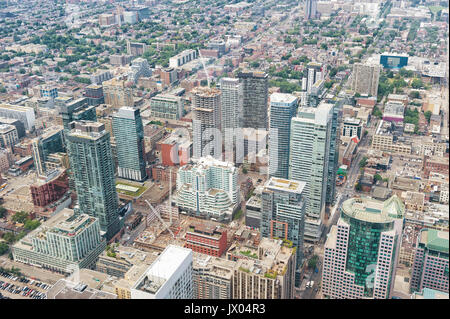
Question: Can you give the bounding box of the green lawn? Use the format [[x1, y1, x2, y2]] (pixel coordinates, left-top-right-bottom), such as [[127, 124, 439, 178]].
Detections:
[[115, 182, 147, 197]]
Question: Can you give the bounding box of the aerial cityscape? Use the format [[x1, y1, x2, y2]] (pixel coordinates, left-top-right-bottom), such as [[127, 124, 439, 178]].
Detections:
[[0, 0, 448, 303]]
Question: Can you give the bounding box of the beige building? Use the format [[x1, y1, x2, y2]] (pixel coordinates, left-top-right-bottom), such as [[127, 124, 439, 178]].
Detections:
[[351, 62, 381, 97], [0, 147, 11, 172], [372, 134, 411, 154], [114, 264, 149, 299], [193, 253, 236, 299], [96, 245, 158, 279], [231, 238, 296, 299], [0, 124, 18, 149], [103, 78, 134, 108], [372, 121, 411, 154], [403, 191, 425, 212]]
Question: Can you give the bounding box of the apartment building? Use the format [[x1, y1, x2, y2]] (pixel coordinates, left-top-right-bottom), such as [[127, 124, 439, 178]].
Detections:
[[410, 229, 449, 293], [12, 209, 106, 274]]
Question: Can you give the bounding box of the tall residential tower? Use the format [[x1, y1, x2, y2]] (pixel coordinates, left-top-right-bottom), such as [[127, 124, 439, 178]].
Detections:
[[289, 102, 333, 242], [66, 121, 121, 240], [112, 107, 147, 182], [269, 93, 298, 179], [237, 71, 269, 130]]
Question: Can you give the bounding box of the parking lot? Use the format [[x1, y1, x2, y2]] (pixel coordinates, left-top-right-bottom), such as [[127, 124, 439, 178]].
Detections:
[[0, 269, 52, 299]]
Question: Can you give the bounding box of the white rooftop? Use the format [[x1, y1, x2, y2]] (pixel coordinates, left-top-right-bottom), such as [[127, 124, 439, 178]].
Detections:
[[270, 92, 298, 105], [143, 245, 191, 281]]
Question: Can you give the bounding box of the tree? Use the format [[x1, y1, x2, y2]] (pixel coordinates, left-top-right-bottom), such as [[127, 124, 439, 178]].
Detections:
[[11, 211, 29, 224], [359, 156, 368, 168], [355, 182, 362, 191], [411, 78, 424, 89], [409, 91, 420, 99], [374, 174, 383, 183], [308, 255, 318, 269], [424, 111, 432, 124], [242, 167, 248, 174], [372, 105, 383, 118], [0, 206, 6, 218], [0, 242, 8, 255], [2, 232, 15, 244], [24, 219, 40, 231], [233, 210, 243, 220]]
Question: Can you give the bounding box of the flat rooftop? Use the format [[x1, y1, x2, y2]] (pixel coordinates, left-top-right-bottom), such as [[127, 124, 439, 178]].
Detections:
[[270, 92, 297, 105], [133, 245, 192, 295], [48, 279, 116, 299], [193, 253, 235, 280], [264, 177, 306, 194]]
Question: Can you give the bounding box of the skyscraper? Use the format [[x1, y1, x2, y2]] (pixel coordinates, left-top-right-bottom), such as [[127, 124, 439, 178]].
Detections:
[[289, 102, 333, 242], [260, 177, 306, 285], [191, 87, 222, 159], [237, 70, 269, 130], [59, 97, 97, 132], [410, 229, 449, 294], [66, 121, 121, 240], [322, 195, 405, 299], [269, 93, 298, 179], [326, 101, 341, 206], [112, 107, 147, 182], [304, 0, 317, 20], [306, 62, 323, 93], [32, 127, 65, 176], [219, 77, 243, 134], [351, 62, 381, 97]]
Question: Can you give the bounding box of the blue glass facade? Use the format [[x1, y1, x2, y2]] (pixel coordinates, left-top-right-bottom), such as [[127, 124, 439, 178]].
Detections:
[[380, 55, 408, 69]]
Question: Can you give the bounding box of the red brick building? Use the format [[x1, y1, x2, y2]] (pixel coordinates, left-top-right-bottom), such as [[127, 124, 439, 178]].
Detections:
[[423, 156, 449, 178], [151, 165, 177, 182], [185, 224, 228, 257], [157, 134, 192, 167], [30, 170, 70, 213]]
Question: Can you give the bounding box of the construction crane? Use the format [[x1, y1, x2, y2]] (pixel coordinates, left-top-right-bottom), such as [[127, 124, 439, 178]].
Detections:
[[197, 49, 210, 88], [145, 199, 175, 239]]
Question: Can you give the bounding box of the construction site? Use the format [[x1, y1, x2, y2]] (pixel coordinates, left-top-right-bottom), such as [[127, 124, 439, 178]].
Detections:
[[131, 197, 248, 257]]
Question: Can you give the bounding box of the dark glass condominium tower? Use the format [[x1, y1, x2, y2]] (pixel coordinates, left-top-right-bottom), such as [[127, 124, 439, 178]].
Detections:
[[237, 70, 268, 130], [112, 107, 147, 182], [66, 121, 121, 240]]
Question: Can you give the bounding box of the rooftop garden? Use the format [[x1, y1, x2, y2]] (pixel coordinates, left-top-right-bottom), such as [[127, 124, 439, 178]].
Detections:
[[240, 250, 258, 259]]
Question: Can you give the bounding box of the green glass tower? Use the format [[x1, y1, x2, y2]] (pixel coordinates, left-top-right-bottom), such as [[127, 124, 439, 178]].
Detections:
[[322, 195, 405, 299], [66, 121, 121, 240], [112, 107, 147, 182]]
